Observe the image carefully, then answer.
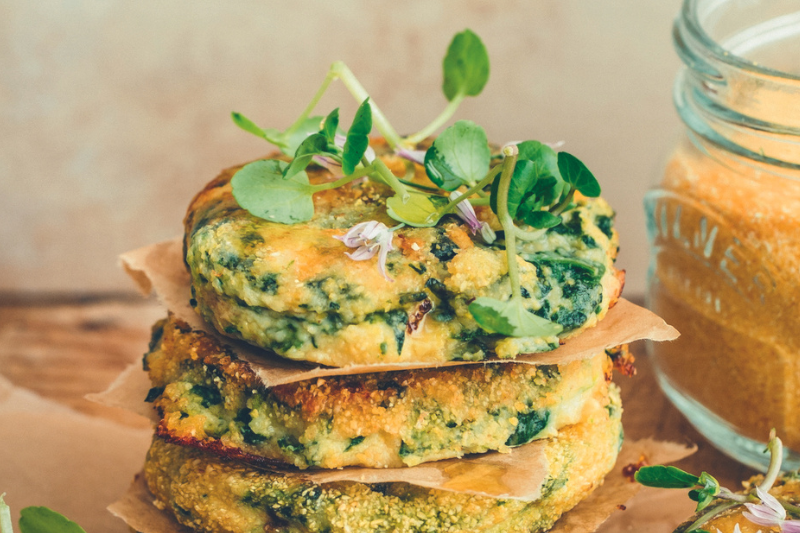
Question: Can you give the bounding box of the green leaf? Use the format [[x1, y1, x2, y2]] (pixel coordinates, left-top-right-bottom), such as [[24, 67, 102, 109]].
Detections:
[[283, 133, 330, 179], [506, 160, 536, 218], [427, 120, 490, 188], [284, 116, 326, 155], [231, 112, 284, 147], [520, 210, 562, 229], [1, 495, 13, 533], [557, 151, 601, 197], [424, 145, 464, 191], [321, 108, 340, 146], [468, 297, 562, 337], [634, 466, 699, 489], [343, 98, 373, 175], [442, 29, 490, 101], [19, 507, 86, 533], [231, 160, 315, 224], [386, 191, 448, 227], [521, 251, 606, 279]]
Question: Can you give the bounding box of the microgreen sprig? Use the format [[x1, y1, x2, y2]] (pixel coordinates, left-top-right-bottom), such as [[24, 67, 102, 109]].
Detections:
[[635, 431, 800, 533], [228, 29, 604, 339]]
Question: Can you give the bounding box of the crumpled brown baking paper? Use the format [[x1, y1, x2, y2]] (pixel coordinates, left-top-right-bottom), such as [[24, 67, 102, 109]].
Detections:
[[119, 238, 679, 386], [106, 437, 695, 533]]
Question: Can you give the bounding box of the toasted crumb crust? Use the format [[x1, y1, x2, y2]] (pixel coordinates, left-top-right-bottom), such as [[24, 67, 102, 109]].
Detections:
[[144, 386, 623, 533], [183, 144, 622, 366], [144, 315, 616, 470]]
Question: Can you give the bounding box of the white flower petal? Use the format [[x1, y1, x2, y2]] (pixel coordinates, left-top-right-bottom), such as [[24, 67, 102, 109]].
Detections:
[[743, 509, 780, 528], [782, 519, 800, 533]]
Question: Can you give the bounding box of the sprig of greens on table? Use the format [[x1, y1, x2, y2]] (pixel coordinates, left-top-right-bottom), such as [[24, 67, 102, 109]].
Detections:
[[230, 29, 601, 339], [0, 495, 86, 533], [635, 431, 800, 532]]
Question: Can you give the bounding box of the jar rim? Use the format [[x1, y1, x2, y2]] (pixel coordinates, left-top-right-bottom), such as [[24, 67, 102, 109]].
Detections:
[[680, 0, 800, 83]]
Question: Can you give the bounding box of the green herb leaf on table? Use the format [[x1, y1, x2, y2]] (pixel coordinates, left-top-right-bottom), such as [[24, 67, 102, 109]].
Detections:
[[557, 151, 601, 197], [232, 160, 315, 224], [634, 465, 700, 489], [386, 191, 448, 228], [19, 507, 86, 533], [425, 120, 490, 189], [1, 495, 12, 533], [342, 98, 373, 175], [283, 133, 332, 179], [442, 29, 490, 101], [468, 297, 562, 337]]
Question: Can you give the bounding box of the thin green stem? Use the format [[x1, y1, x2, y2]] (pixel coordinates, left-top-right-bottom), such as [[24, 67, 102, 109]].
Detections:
[[285, 70, 336, 137], [373, 158, 410, 200], [682, 501, 739, 533], [311, 164, 374, 192], [435, 165, 500, 218], [404, 93, 465, 145], [782, 500, 800, 516], [398, 178, 442, 194], [497, 145, 521, 300], [550, 189, 575, 216], [759, 431, 783, 492], [331, 61, 404, 150], [469, 197, 491, 206], [512, 226, 547, 242]]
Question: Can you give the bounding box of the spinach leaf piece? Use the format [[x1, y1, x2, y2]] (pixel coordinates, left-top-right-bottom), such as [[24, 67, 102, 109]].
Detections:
[[232, 160, 315, 224], [634, 466, 699, 489], [468, 297, 562, 337], [386, 191, 447, 227], [442, 29, 490, 101], [283, 133, 330, 179], [506, 409, 550, 446], [426, 120, 490, 188], [557, 151, 601, 197], [342, 98, 373, 175], [19, 507, 87, 533]]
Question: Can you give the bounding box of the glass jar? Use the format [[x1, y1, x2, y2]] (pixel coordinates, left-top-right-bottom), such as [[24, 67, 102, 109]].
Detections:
[[645, 0, 800, 470]]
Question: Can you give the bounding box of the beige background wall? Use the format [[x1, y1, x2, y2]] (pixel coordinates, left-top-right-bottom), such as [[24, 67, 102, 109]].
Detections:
[[0, 0, 684, 298]]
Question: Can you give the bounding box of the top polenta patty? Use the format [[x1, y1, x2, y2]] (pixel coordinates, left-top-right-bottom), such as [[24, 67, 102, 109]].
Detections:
[[184, 145, 622, 366]]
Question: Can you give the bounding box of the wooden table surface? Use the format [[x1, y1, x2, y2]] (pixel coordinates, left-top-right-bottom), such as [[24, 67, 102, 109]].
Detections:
[[0, 295, 758, 521]]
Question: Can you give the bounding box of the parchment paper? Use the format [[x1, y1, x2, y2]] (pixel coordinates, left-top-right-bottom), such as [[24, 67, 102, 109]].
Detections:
[[119, 239, 679, 387], [107, 437, 695, 533]]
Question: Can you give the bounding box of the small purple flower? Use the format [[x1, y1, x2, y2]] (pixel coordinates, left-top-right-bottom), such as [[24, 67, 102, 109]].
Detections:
[[396, 148, 426, 166], [744, 487, 800, 532], [333, 221, 398, 281], [449, 191, 496, 244]]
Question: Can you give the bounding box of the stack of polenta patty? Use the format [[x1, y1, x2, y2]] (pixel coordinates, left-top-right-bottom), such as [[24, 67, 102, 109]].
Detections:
[[140, 150, 628, 533]]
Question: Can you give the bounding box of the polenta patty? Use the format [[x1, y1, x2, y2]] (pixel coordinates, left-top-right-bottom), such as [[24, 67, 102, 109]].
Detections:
[[144, 388, 622, 533], [183, 147, 623, 367], [144, 315, 617, 470]]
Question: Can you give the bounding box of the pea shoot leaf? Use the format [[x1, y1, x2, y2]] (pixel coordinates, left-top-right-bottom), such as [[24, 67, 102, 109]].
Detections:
[[520, 210, 562, 229], [284, 116, 326, 155], [283, 133, 331, 180], [1, 495, 12, 533], [231, 112, 284, 148], [424, 145, 464, 191], [19, 506, 86, 533], [232, 112, 326, 156], [442, 29, 490, 101], [469, 297, 562, 337], [321, 108, 340, 147], [557, 151, 601, 197], [342, 98, 372, 175], [232, 159, 315, 224], [386, 191, 448, 227], [634, 466, 699, 489], [425, 120, 490, 189]]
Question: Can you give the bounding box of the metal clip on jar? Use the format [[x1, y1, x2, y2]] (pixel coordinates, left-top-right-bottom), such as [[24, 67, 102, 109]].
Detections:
[[646, 0, 800, 470]]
